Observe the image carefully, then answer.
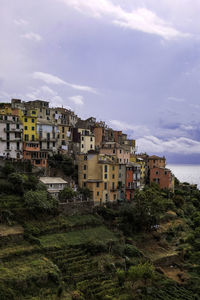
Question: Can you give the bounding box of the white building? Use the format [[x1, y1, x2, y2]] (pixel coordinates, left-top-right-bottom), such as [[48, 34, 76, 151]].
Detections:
[[0, 114, 23, 159], [39, 177, 68, 198]]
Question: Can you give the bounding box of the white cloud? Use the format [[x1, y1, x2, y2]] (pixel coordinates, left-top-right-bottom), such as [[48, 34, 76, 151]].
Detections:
[[137, 135, 200, 154], [69, 95, 84, 106], [26, 85, 64, 106], [33, 71, 97, 93], [110, 119, 150, 136], [168, 96, 185, 103], [21, 32, 42, 42], [59, 0, 189, 39], [14, 19, 28, 26]]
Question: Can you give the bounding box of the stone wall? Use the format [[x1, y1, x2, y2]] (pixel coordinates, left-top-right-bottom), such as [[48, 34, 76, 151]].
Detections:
[[58, 200, 94, 216]]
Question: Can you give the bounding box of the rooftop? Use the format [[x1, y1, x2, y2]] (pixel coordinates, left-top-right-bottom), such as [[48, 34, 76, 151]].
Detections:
[[39, 177, 68, 184]]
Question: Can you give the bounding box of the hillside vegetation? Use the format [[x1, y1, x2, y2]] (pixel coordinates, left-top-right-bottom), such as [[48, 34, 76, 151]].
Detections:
[[0, 165, 200, 299]]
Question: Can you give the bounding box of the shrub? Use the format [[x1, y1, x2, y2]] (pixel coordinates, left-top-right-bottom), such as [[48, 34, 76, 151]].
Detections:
[[59, 187, 76, 201], [128, 262, 155, 284], [24, 190, 58, 212], [124, 245, 142, 258], [116, 268, 125, 286], [1, 162, 15, 177]]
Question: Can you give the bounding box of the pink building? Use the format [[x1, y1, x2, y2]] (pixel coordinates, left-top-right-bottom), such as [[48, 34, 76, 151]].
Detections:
[[100, 142, 130, 164]]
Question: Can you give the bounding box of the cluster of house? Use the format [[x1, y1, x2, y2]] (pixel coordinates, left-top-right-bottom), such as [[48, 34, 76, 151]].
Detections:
[[0, 99, 174, 205]]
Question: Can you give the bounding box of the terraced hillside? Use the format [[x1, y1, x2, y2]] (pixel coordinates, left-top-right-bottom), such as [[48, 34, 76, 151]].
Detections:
[[0, 211, 197, 300]]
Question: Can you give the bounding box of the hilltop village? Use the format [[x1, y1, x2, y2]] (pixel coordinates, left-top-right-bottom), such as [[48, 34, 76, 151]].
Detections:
[[0, 98, 174, 204]]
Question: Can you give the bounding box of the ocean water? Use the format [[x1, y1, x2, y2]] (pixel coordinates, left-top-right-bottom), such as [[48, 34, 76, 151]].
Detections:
[[167, 164, 200, 189]]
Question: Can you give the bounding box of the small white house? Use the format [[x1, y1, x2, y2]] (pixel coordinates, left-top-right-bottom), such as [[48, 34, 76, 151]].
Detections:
[[39, 177, 68, 198]]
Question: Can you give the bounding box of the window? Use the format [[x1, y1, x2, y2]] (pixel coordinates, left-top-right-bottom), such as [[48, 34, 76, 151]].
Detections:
[[53, 142, 55, 147], [112, 182, 115, 190], [82, 136, 84, 141], [32, 135, 35, 141], [156, 171, 159, 175], [25, 126, 28, 130], [104, 182, 107, 190], [47, 142, 50, 149], [84, 165, 87, 170], [114, 194, 116, 200], [47, 133, 50, 140], [62, 127, 64, 133], [25, 134, 29, 141], [104, 165, 107, 172], [16, 123, 19, 129], [62, 134, 64, 139], [90, 144, 93, 149], [96, 182, 99, 188], [113, 149, 116, 154], [32, 119, 34, 123], [83, 174, 86, 179], [120, 149, 122, 154], [90, 137, 93, 141], [17, 142, 20, 150], [164, 171, 167, 175], [83, 182, 86, 187], [32, 127, 35, 131], [104, 174, 107, 179], [82, 144, 84, 148], [84, 155, 87, 161], [97, 191, 99, 196], [112, 174, 115, 179], [112, 166, 115, 171], [6, 123, 10, 131], [6, 142, 10, 150], [32, 111, 36, 115]]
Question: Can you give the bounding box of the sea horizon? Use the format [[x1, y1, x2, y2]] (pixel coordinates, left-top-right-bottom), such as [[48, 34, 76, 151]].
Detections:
[[167, 164, 200, 188]]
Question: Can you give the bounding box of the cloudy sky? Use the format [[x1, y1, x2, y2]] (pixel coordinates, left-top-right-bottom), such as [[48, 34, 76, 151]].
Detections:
[[1, 0, 200, 163]]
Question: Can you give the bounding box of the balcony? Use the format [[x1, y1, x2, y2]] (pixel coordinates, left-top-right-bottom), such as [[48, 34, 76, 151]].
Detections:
[[4, 128, 22, 133], [23, 142, 40, 152]]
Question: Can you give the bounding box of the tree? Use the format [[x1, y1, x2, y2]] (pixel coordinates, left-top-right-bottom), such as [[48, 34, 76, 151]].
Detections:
[[79, 187, 91, 200], [58, 187, 76, 201], [128, 262, 155, 285], [2, 162, 15, 177], [24, 190, 57, 211], [120, 186, 174, 233], [8, 173, 27, 196]]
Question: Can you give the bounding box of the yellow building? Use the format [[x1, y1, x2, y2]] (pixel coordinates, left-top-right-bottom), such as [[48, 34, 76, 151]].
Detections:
[[21, 109, 38, 142], [77, 152, 119, 205]]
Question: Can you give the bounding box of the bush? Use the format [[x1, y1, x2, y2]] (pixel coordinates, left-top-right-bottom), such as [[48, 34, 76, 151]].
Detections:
[[24, 190, 58, 212], [128, 262, 155, 284], [1, 162, 15, 177], [59, 187, 77, 201], [124, 245, 143, 258], [0, 181, 13, 194], [116, 268, 125, 286]]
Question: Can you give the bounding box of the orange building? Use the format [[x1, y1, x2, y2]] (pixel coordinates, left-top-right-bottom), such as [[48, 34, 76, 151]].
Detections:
[[148, 155, 166, 169], [125, 163, 141, 201], [150, 167, 174, 191], [23, 142, 48, 168]]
